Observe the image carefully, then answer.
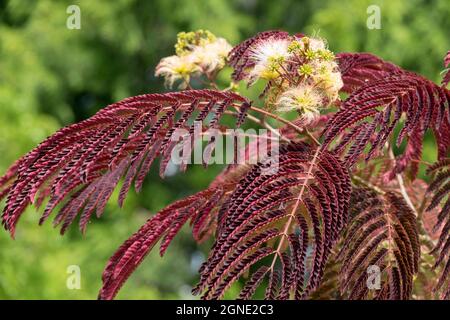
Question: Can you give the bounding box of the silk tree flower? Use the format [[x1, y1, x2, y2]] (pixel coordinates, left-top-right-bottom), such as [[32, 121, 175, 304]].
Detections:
[[308, 37, 326, 52], [310, 60, 343, 101], [287, 39, 305, 54], [175, 30, 217, 56], [156, 30, 231, 87], [175, 30, 232, 74], [301, 37, 334, 61], [190, 37, 233, 74], [155, 55, 200, 89], [276, 84, 323, 125], [247, 38, 293, 84]]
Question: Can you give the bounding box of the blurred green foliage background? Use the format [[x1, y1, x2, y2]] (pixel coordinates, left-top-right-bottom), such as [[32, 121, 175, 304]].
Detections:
[[0, 0, 448, 299]]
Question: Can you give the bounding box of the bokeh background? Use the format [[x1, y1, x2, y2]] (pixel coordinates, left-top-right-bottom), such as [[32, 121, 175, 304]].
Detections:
[[0, 0, 448, 299]]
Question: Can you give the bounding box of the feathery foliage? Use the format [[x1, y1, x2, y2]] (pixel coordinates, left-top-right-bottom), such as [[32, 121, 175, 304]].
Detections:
[[442, 51, 450, 87], [193, 142, 350, 299], [1, 29, 449, 300], [338, 187, 420, 299], [336, 52, 403, 94], [0, 90, 249, 236], [322, 69, 450, 173], [426, 159, 450, 299]]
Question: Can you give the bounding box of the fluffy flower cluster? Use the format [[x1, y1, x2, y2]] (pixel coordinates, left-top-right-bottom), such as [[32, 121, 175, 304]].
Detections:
[[247, 38, 292, 85], [242, 35, 343, 125], [155, 55, 199, 89], [276, 85, 322, 125], [155, 30, 232, 89]]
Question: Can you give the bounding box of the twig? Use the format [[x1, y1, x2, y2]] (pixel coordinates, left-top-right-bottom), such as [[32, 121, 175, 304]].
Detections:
[[351, 175, 385, 195], [387, 148, 418, 216], [226, 110, 291, 143], [269, 147, 321, 271], [235, 104, 321, 146], [386, 147, 435, 251]]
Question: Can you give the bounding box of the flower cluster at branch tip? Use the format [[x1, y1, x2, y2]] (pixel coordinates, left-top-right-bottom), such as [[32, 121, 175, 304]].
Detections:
[[155, 30, 232, 89], [247, 38, 292, 84], [155, 55, 200, 89], [243, 35, 343, 126], [276, 85, 322, 125]]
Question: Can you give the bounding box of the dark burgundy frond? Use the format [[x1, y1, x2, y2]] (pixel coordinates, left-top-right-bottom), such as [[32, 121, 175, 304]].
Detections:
[[0, 159, 20, 200], [322, 72, 450, 176], [0, 89, 250, 237], [3, 29, 449, 301], [442, 51, 450, 87], [99, 188, 217, 300], [192, 142, 351, 300], [336, 52, 404, 94], [98, 156, 258, 300], [228, 30, 290, 82], [338, 187, 420, 299], [309, 257, 341, 299], [426, 159, 450, 299]]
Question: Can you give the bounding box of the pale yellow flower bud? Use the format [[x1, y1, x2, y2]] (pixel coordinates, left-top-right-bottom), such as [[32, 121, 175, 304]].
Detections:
[[276, 84, 323, 125], [310, 60, 343, 100], [191, 38, 232, 74], [155, 55, 200, 89], [247, 39, 292, 85]]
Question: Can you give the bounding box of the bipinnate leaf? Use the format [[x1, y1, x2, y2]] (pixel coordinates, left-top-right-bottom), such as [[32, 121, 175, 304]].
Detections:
[[322, 71, 450, 176], [192, 142, 351, 300], [0, 90, 249, 236], [338, 187, 420, 300], [426, 159, 450, 299]]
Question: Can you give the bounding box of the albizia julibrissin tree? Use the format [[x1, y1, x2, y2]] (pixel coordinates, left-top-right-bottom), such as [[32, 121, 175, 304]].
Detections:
[[0, 30, 449, 300]]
